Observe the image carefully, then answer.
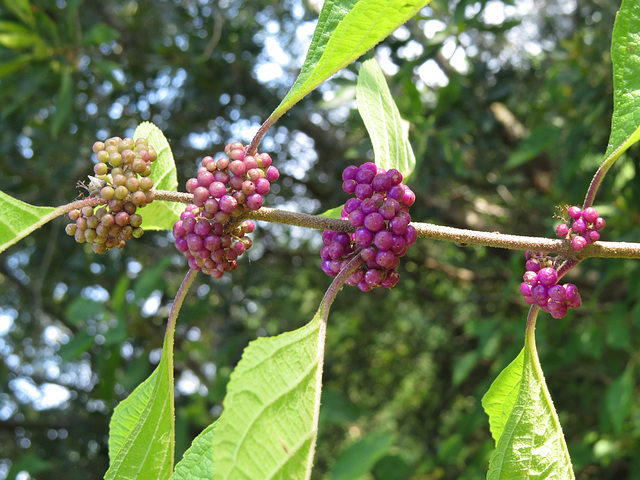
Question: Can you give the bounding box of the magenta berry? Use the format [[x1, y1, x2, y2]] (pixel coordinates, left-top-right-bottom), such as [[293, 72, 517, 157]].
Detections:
[[320, 163, 416, 290], [556, 223, 569, 238]]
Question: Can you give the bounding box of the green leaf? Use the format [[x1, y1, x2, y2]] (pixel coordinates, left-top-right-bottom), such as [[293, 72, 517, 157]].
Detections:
[[2, 0, 35, 27], [504, 124, 562, 170], [133, 122, 182, 230], [105, 269, 197, 480], [82, 23, 120, 46], [212, 272, 351, 479], [105, 310, 177, 480], [170, 421, 217, 480], [483, 321, 574, 479], [65, 297, 105, 325], [0, 53, 33, 78], [0, 189, 57, 254], [603, 366, 634, 435], [0, 20, 41, 48], [51, 67, 73, 138], [482, 348, 524, 444], [356, 58, 416, 178], [320, 204, 344, 218], [602, 0, 640, 165], [266, 0, 430, 125], [329, 433, 395, 480]]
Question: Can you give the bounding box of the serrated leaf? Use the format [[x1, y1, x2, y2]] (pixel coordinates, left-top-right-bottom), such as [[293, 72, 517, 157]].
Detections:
[[170, 421, 217, 480], [484, 324, 574, 479], [603, 0, 640, 165], [132, 122, 182, 230], [212, 269, 354, 479], [266, 0, 430, 125], [329, 433, 395, 480], [0, 190, 58, 254], [105, 306, 178, 480], [356, 58, 416, 178]]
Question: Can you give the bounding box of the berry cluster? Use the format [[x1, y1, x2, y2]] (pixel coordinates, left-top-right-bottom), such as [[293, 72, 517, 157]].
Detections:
[[321, 162, 417, 291], [519, 252, 582, 319], [65, 137, 157, 253], [556, 206, 605, 251], [172, 142, 279, 278]]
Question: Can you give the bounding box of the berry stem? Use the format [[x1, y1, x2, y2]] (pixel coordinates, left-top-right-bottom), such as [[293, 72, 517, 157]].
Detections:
[[247, 117, 278, 156], [583, 163, 609, 209], [167, 267, 199, 333]]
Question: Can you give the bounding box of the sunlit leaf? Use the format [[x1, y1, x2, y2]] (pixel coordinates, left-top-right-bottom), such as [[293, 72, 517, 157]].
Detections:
[[602, 0, 640, 165], [266, 0, 430, 126], [0, 21, 41, 48], [170, 422, 217, 480], [356, 58, 416, 178], [0, 190, 57, 254], [133, 122, 182, 230], [483, 320, 574, 479], [211, 266, 357, 479], [104, 289, 184, 479]]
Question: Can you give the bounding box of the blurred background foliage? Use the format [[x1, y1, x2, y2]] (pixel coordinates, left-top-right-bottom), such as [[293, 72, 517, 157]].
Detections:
[[0, 0, 639, 478]]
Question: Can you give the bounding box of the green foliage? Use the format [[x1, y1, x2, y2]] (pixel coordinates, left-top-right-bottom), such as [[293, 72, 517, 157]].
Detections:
[[356, 58, 416, 177], [0, 189, 56, 253], [211, 297, 330, 479], [170, 422, 216, 480], [484, 318, 574, 479], [131, 122, 182, 231], [604, 0, 640, 164], [267, 0, 430, 124]]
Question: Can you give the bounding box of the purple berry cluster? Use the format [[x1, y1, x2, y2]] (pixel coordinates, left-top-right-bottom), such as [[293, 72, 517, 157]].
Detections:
[[65, 137, 157, 253], [520, 252, 582, 319], [173, 142, 279, 278], [321, 162, 417, 291], [556, 206, 605, 251]]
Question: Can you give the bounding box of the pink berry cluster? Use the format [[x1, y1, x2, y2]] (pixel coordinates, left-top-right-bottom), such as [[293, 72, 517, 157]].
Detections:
[[520, 252, 582, 319], [321, 162, 417, 291], [556, 206, 605, 251], [173, 142, 279, 278]]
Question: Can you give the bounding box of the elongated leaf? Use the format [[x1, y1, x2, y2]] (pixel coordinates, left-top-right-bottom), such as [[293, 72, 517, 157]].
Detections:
[[356, 58, 416, 178], [0, 190, 57, 254], [603, 0, 640, 165], [267, 0, 430, 125], [329, 433, 395, 480], [0, 21, 41, 48], [51, 67, 73, 138], [603, 366, 634, 435], [212, 313, 326, 479], [211, 263, 358, 480], [3, 0, 35, 27], [483, 321, 574, 479], [170, 421, 217, 480], [0, 53, 33, 78], [482, 348, 524, 444], [132, 122, 182, 230], [104, 271, 199, 480]]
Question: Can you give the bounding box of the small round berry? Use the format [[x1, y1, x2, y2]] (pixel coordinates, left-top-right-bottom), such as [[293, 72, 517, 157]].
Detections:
[[594, 217, 606, 230], [556, 223, 570, 238], [582, 207, 599, 223], [571, 236, 587, 251], [568, 206, 582, 220], [538, 267, 558, 287], [571, 218, 587, 234]]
